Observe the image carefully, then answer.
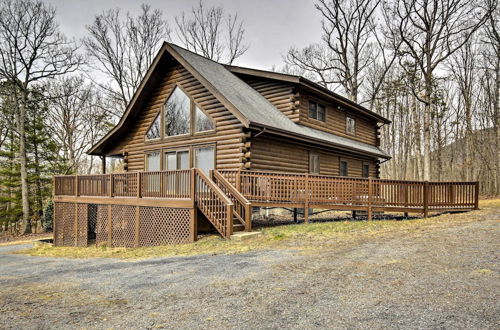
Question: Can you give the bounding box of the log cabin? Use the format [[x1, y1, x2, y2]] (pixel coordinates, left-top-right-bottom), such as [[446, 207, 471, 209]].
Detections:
[[52, 43, 479, 247]]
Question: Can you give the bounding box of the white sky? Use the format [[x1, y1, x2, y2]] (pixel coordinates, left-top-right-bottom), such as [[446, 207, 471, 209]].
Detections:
[[44, 0, 324, 70]]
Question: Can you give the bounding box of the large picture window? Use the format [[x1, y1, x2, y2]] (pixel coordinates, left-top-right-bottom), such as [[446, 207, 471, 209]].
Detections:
[[146, 85, 215, 141], [165, 86, 190, 136]]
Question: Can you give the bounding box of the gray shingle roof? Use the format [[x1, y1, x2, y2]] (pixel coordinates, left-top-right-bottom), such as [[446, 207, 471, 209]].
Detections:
[[170, 44, 390, 159]]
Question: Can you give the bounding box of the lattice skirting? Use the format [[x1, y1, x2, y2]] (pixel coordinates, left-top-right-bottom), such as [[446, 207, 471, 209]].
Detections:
[[54, 202, 194, 247]]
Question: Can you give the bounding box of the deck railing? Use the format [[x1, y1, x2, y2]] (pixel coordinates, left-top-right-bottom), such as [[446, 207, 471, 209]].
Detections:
[[219, 170, 479, 217], [54, 169, 192, 199]]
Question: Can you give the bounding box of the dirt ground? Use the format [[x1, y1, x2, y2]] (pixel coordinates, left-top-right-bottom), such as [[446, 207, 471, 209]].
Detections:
[[1, 207, 499, 329]]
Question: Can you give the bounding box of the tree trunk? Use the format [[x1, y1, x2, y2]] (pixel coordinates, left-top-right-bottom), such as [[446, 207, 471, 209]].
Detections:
[[16, 90, 31, 234], [422, 72, 433, 181]]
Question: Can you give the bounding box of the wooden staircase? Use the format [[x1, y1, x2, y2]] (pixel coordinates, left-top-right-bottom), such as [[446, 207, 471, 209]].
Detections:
[[193, 169, 251, 238]]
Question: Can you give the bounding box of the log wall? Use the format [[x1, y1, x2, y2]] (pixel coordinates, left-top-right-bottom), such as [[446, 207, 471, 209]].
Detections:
[[250, 137, 378, 177], [298, 93, 378, 146]]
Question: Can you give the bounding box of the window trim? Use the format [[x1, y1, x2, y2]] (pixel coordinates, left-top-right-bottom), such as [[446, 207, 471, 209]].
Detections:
[[339, 159, 348, 177], [346, 115, 356, 135], [308, 99, 326, 122]]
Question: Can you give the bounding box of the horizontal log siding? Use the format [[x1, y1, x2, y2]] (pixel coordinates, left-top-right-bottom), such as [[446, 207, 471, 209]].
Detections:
[[108, 64, 245, 171], [298, 94, 378, 146], [244, 78, 299, 122], [251, 138, 377, 177]]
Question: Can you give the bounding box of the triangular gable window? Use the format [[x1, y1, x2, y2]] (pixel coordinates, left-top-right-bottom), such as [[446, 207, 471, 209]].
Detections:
[[146, 113, 161, 140], [194, 105, 215, 132]]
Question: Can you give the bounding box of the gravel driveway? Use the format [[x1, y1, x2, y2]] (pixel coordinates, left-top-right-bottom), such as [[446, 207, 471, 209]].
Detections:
[[1, 215, 499, 329]]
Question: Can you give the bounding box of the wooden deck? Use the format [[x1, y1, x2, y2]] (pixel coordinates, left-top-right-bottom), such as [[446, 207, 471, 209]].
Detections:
[[53, 169, 479, 247]]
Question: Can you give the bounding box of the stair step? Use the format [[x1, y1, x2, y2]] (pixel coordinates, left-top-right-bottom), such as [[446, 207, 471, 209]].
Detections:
[[230, 231, 262, 241]]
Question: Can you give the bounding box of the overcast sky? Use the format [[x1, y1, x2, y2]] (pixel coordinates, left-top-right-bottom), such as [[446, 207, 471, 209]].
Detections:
[[45, 0, 323, 70]]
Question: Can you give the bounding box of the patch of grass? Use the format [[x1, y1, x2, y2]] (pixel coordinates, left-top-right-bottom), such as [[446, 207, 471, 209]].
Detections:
[[15, 198, 499, 260]]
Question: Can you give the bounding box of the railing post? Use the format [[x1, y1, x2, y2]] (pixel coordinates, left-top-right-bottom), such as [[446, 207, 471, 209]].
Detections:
[[245, 203, 252, 232], [137, 172, 142, 198], [367, 177, 373, 221], [304, 173, 309, 224], [237, 169, 242, 191], [474, 181, 479, 210], [423, 181, 429, 217], [191, 168, 196, 205], [109, 173, 113, 197], [75, 175, 79, 197]]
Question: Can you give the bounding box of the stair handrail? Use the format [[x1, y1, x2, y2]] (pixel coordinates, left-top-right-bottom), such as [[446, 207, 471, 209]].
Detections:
[[194, 169, 234, 238], [212, 170, 252, 231]]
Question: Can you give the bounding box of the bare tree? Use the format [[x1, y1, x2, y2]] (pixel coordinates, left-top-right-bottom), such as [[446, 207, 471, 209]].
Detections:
[[384, 0, 493, 181], [285, 0, 388, 103], [175, 0, 248, 64], [47, 76, 111, 174], [83, 4, 170, 116], [0, 0, 82, 233]]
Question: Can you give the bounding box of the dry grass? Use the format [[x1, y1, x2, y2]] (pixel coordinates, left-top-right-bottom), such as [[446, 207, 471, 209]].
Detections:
[[16, 199, 500, 260]]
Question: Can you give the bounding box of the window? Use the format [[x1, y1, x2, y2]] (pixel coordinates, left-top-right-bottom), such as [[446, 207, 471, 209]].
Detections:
[[194, 146, 215, 174], [309, 153, 320, 174], [362, 163, 370, 178], [165, 150, 189, 170], [346, 116, 356, 135], [145, 151, 161, 171], [146, 114, 161, 140], [165, 86, 191, 136], [194, 105, 215, 132], [340, 160, 348, 177], [308, 101, 326, 121]]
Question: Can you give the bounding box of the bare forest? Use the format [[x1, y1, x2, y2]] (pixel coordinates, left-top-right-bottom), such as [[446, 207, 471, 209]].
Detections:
[[0, 0, 498, 234]]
